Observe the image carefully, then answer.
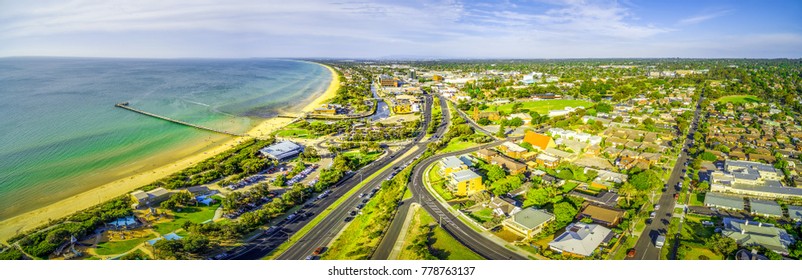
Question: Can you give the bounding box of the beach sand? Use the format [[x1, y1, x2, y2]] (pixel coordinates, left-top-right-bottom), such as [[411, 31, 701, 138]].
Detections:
[[0, 63, 341, 243]]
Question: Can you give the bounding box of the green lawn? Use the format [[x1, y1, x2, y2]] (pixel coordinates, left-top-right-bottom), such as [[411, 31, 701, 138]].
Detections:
[[153, 203, 219, 235], [468, 208, 494, 223], [689, 192, 705, 206], [715, 95, 762, 105], [95, 233, 155, 256], [440, 138, 478, 154], [398, 207, 483, 260], [402, 187, 413, 200], [343, 150, 382, 168], [427, 165, 455, 200], [482, 100, 594, 115], [684, 247, 723, 260], [611, 235, 637, 260], [562, 181, 579, 193], [274, 129, 313, 138]]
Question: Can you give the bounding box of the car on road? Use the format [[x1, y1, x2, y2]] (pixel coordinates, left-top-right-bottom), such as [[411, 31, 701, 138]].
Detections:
[[627, 249, 636, 258], [314, 247, 327, 255], [356, 204, 365, 209], [650, 211, 656, 219], [674, 193, 679, 200], [655, 235, 666, 248], [305, 255, 315, 260], [349, 210, 357, 216], [654, 204, 661, 211]]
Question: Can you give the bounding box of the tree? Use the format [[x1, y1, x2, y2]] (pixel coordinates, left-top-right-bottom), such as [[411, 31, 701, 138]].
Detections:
[[524, 187, 551, 207], [496, 122, 506, 138], [630, 170, 661, 191], [701, 151, 717, 161], [556, 169, 574, 180], [477, 117, 491, 125], [709, 234, 738, 257], [553, 202, 578, 227], [618, 182, 638, 206], [485, 165, 506, 182]]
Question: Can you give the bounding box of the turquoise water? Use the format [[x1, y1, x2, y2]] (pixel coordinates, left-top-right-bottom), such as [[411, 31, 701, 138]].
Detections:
[[0, 58, 331, 220]]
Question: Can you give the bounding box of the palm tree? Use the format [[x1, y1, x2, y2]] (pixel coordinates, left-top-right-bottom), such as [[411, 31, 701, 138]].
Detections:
[[618, 182, 638, 207]]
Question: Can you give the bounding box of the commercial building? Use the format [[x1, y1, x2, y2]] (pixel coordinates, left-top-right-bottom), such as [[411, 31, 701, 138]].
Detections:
[[710, 159, 802, 199], [130, 187, 173, 208], [259, 141, 304, 161]]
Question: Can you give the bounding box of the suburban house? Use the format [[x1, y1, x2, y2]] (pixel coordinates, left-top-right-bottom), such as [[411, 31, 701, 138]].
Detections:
[[568, 191, 620, 208], [703, 192, 745, 211], [476, 149, 499, 162], [535, 153, 560, 168], [721, 218, 794, 255], [439, 156, 468, 176], [749, 199, 783, 218], [259, 140, 304, 161], [577, 204, 625, 227], [548, 222, 614, 257], [130, 187, 173, 208], [447, 169, 484, 197], [787, 205, 802, 222], [491, 154, 528, 175], [710, 159, 802, 199], [498, 141, 528, 159], [502, 207, 555, 239], [486, 197, 522, 217], [523, 131, 556, 151]]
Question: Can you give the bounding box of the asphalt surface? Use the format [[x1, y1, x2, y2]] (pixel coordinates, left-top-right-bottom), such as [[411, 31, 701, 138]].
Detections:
[[627, 94, 704, 260], [374, 96, 526, 260], [224, 95, 434, 260], [274, 95, 440, 260]]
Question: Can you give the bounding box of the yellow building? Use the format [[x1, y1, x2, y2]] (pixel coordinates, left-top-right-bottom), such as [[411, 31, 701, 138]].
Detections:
[[439, 156, 468, 176], [447, 169, 484, 197]]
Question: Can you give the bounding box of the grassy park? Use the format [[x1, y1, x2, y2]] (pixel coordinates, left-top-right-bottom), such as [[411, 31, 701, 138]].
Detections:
[[715, 95, 762, 105], [152, 202, 220, 235], [482, 100, 594, 115]]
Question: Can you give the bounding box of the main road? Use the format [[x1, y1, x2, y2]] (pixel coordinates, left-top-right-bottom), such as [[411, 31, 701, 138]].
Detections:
[[274, 94, 450, 260], [373, 96, 526, 260], [627, 92, 704, 260]]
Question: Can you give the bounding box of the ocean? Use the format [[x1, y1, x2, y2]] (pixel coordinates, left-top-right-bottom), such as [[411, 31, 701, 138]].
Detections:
[[0, 57, 331, 220]]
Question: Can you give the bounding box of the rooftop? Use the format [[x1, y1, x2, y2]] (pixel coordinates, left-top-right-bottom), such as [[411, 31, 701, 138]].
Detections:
[[788, 205, 802, 221], [749, 199, 783, 217], [450, 169, 481, 182], [722, 218, 793, 255], [510, 207, 554, 230], [704, 192, 745, 210], [440, 156, 465, 170], [549, 222, 613, 257]]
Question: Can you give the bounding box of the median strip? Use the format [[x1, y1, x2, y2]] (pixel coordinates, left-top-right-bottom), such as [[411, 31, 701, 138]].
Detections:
[[263, 146, 419, 259]]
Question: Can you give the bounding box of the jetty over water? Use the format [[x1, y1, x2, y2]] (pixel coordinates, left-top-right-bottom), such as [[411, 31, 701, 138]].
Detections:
[[115, 102, 246, 137]]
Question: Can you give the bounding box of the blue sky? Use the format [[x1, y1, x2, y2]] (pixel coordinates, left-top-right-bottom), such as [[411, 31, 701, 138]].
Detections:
[[0, 0, 800, 58]]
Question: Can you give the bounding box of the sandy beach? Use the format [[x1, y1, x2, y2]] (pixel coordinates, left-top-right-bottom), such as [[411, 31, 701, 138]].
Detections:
[[0, 62, 340, 243]]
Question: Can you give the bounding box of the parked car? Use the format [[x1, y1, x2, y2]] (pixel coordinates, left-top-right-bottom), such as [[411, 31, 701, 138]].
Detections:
[[627, 249, 636, 258], [314, 247, 327, 255]]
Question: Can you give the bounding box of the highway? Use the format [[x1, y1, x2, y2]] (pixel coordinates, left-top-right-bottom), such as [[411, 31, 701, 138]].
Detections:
[[274, 94, 446, 260], [627, 93, 704, 260], [225, 95, 435, 260], [373, 97, 526, 260]]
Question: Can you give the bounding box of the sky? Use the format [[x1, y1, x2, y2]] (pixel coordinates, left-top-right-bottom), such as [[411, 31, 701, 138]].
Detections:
[[0, 0, 800, 58]]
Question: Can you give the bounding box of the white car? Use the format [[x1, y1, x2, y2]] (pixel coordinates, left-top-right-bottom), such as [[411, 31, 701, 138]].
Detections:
[[654, 204, 661, 211], [650, 212, 656, 219]]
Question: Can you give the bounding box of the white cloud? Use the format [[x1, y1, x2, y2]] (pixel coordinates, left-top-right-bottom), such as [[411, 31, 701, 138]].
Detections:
[[678, 9, 733, 26], [0, 0, 798, 58]]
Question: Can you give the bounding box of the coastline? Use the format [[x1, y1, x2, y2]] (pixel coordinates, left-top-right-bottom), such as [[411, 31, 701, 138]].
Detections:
[[0, 62, 341, 243]]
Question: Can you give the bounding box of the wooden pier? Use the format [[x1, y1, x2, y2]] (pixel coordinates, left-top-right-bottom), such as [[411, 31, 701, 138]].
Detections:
[[115, 102, 246, 137]]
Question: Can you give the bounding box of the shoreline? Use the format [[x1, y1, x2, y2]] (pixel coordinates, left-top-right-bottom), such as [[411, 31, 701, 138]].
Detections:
[[0, 62, 341, 243]]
